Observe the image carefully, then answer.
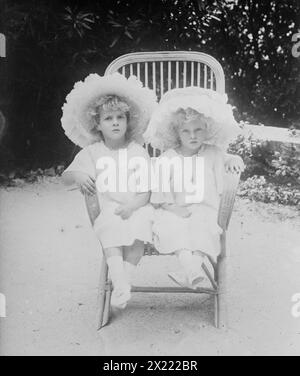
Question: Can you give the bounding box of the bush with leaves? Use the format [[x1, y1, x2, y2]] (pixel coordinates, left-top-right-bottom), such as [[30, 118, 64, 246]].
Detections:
[[229, 129, 300, 206], [238, 176, 300, 207], [269, 150, 300, 186]]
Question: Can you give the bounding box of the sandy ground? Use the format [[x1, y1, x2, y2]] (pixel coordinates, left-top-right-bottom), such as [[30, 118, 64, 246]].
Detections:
[[0, 177, 300, 356]]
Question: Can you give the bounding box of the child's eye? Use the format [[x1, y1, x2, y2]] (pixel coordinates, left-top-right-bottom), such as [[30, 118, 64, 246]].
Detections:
[[105, 116, 112, 121], [118, 114, 125, 119]]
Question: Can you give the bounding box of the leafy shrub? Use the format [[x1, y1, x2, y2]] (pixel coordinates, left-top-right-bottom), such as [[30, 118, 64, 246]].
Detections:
[[269, 150, 300, 186], [229, 129, 300, 206], [228, 131, 269, 178], [238, 176, 300, 207]]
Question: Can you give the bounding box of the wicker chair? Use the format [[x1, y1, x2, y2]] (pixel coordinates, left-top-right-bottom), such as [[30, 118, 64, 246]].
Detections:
[[84, 51, 241, 330]]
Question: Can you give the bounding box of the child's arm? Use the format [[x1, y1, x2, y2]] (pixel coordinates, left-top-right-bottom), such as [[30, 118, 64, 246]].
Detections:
[[62, 146, 97, 195], [115, 192, 150, 220], [129, 192, 151, 211], [224, 153, 245, 174], [62, 171, 96, 196]]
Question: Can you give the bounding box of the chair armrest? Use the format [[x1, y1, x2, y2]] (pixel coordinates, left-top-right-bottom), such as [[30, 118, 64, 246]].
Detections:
[[218, 171, 241, 231], [84, 193, 101, 226]]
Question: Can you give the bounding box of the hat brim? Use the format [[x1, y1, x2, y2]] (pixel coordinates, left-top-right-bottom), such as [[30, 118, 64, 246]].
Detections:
[[144, 87, 241, 151], [61, 73, 158, 148]]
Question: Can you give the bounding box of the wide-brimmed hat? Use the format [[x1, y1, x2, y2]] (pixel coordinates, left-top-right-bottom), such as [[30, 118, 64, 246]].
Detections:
[[144, 87, 240, 150], [61, 73, 158, 147]]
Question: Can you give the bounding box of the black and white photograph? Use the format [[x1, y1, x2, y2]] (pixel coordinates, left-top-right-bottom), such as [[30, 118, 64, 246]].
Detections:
[[0, 0, 299, 357]]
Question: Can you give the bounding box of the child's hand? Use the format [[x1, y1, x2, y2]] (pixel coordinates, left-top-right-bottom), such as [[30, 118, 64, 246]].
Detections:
[[225, 155, 245, 174], [75, 172, 97, 196], [115, 204, 134, 220]]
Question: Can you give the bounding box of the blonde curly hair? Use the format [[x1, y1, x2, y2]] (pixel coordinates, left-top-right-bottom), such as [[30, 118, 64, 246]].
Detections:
[[87, 95, 139, 142], [161, 108, 220, 150]]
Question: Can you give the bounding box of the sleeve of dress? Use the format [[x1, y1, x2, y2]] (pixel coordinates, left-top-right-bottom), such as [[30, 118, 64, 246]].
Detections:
[[213, 148, 225, 196], [64, 146, 96, 179], [150, 151, 176, 204]]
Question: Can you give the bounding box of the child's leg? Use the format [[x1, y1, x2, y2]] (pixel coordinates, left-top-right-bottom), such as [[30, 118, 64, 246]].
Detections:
[[104, 247, 131, 309], [176, 249, 205, 286], [123, 240, 145, 284], [104, 247, 126, 286], [123, 240, 144, 265]]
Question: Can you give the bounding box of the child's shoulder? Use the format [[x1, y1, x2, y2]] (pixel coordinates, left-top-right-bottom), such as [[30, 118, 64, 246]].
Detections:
[[84, 141, 110, 157], [128, 141, 149, 158], [86, 141, 104, 152], [129, 141, 144, 151], [201, 144, 224, 159], [74, 142, 107, 164]]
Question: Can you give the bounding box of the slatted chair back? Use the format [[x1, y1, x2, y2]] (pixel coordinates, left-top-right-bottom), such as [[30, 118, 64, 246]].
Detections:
[[105, 51, 225, 97]]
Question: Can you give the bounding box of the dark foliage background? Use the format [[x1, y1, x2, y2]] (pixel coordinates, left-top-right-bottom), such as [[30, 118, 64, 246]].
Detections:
[[0, 0, 299, 172]]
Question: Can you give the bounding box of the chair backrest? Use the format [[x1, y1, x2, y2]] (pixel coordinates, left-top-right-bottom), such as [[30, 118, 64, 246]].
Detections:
[[105, 51, 225, 156], [105, 51, 225, 100]]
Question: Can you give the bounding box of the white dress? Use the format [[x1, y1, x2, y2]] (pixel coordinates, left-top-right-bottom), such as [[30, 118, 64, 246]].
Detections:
[[151, 145, 224, 260], [65, 141, 154, 249]]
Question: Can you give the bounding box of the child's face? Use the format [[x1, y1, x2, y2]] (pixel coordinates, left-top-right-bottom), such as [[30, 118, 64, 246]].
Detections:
[[177, 118, 207, 152], [97, 109, 128, 141]]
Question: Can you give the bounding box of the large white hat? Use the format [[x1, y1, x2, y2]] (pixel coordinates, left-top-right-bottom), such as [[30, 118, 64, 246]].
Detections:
[[144, 87, 240, 150], [61, 73, 158, 147]]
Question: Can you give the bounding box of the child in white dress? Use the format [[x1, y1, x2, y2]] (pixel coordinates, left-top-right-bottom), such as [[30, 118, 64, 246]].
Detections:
[[144, 87, 243, 289], [61, 73, 157, 308]]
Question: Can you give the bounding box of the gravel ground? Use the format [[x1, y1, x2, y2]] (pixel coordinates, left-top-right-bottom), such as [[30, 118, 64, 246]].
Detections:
[[0, 177, 300, 356]]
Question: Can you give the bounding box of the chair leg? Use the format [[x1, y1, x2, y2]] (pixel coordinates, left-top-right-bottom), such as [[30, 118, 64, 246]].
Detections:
[[102, 281, 112, 327], [202, 262, 218, 290], [216, 254, 228, 329], [96, 258, 108, 331], [214, 294, 219, 328]]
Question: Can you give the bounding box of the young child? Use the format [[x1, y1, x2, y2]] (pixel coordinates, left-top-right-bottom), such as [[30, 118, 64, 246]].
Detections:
[[61, 73, 157, 309], [144, 87, 244, 288]]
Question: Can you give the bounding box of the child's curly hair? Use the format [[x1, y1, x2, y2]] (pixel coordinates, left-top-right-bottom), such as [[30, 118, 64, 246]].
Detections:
[[88, 95, 138, 142], [163, 108, 213, 149]]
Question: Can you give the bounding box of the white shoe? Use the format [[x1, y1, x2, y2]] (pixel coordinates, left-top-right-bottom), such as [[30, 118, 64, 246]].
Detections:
[[189, 275, 205, 290], [111, 285, 131, 309], [168, 271, 205, 290], [168, 272, 193, 289]]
